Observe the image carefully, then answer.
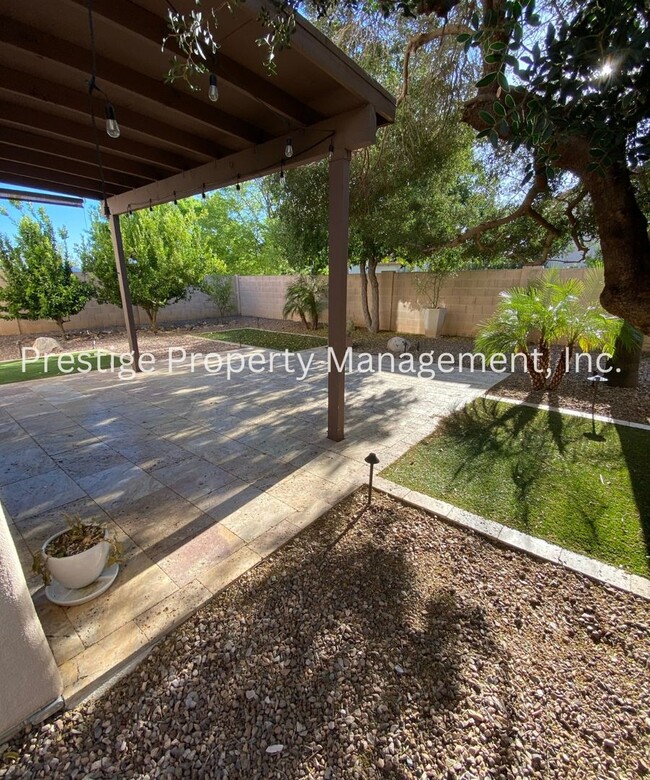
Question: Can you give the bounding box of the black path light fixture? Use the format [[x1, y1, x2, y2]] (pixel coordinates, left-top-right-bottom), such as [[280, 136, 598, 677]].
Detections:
[[364, 452, 380, 506], [584, 373, 608, 441]]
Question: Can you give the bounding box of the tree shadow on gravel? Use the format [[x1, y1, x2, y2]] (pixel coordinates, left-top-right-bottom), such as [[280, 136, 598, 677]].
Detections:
[[176, 498, 522, 779]]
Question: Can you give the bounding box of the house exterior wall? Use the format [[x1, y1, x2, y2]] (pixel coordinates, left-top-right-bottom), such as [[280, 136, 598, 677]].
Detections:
[[0, 502, 62, 741]]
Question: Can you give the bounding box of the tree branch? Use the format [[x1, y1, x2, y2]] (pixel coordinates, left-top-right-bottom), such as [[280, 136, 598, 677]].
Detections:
[[400, 24, 473, 104], [426, 170, 562, 262]]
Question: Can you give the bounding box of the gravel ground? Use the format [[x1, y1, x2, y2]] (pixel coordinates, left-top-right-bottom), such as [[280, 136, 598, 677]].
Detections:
[[2, 490, 649, 779], [0, 318, 313, 363], [489, 351, 650, 425]]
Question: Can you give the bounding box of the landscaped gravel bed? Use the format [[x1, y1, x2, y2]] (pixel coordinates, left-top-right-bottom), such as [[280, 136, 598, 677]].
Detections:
[[489, 351, 650, 425], [2, 490, 649, 779]]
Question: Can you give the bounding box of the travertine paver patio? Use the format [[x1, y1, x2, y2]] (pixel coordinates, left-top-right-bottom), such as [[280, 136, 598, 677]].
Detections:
[[0, 347, 501, 704]]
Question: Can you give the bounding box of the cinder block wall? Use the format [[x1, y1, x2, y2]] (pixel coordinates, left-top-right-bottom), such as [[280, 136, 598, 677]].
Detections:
[[3, 268, 647, 346]]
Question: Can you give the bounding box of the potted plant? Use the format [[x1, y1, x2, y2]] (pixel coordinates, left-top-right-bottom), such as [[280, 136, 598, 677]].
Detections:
[[414, 259, 456, 338], [32, 515, 122, 591]]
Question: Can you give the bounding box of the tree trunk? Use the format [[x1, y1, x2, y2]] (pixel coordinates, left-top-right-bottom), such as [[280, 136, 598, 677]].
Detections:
[[548, 347, 573, 391], [55, 318, 66, 337], [145, 308, 158, 333], [606, 336, 642, 389], [368, 258, 380, 334], [525, 351, 546, 391], [583, 165, 650, 335], [359, 258, 372, 331]]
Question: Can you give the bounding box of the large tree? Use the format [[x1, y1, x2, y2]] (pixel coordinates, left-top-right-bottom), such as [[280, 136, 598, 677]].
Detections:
[[0, 205, 92, 336], [269, 10, 513, 332], [168, 0, 650, 333], [80, 203, 215, 331]]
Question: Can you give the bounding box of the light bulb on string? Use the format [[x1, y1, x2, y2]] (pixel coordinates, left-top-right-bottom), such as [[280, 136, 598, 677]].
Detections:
[[328, 142, 335, 161], [236, 174, 241, 192], [173, 191, 178, 206], [279, 164, 286, 187], [285, 137, 293, 158], [202, 184, 206, 200], [208, 73, 219, 102], [149, 200, 153, 212], [105, 103, 120, 138]]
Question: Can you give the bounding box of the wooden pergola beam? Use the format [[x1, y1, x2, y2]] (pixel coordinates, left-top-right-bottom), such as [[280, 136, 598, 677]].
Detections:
[[107, 105, 377, 215], [0, 187, 83, 207], [64, 0, 323, 128], [1, 19, 267, 147], [0, 127, 168, 180], [0, 173, 107, 201], [327, 149, 351, 441], [0, 146, 150, 190], [0, 68, 222, 161], [0, 103, 193, 172], [0, 161, 121, 197]]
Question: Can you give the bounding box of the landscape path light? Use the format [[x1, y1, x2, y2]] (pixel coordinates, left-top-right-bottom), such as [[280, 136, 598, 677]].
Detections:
[[364, 452, 380, 506]]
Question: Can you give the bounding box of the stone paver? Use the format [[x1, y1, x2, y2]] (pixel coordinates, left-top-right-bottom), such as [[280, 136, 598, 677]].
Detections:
[[1, 348, 502, 703]]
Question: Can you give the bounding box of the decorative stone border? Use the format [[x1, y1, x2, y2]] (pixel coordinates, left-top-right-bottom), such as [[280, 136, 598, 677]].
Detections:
[[372, 476, 650, 602]]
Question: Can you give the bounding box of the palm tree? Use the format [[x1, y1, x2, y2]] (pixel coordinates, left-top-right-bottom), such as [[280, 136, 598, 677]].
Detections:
[[282, 275, 327, 330], [475, 273, 640, 391]]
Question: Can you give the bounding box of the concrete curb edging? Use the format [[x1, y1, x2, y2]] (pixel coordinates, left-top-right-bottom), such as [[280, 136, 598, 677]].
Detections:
[[372, 476, 650, 602], [482, 393, 650, 431]]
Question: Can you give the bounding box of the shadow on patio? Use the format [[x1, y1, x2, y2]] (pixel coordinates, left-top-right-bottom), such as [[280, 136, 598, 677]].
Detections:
[[0, 351, 501, 703]]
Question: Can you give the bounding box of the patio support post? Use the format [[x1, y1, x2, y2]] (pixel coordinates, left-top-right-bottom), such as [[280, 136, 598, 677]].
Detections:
[[327, 149, 351, 441], [109, 213, 141, 371]]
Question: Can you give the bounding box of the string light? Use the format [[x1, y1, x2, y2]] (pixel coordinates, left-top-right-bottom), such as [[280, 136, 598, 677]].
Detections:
[[118, 132, 335, 212], [284, 137, 293, 158], [202, 184, 206, 199], [149, 199, 153, 212], [208, 73, 219, 102], [105, 103, 120, 139], [328, 142, 335, 161]]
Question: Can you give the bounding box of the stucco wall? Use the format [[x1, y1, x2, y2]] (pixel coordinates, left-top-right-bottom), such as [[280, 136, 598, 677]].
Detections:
[[0, 502, 62, 741]]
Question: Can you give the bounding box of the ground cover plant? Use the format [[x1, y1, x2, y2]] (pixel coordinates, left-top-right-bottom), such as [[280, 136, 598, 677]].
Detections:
[[201, 328, 327, 352], [0, 351, 116, 386], [384, 399, 650, 577]]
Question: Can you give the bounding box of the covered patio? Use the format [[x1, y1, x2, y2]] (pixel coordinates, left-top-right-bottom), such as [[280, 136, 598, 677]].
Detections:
[[0, 0, 503, 734], [0, 0, 396, 440], [1, 348, 502, 703]]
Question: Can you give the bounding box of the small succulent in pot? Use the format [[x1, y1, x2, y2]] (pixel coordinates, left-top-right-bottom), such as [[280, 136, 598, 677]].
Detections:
[[32, 515, 122, 589]]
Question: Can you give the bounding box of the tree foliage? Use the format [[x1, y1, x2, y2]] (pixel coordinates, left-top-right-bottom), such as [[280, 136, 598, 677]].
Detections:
[[0, 205, 92, 335], [283, 275, 328, 330], [475, 272, 640, 390], [80, 204, 214, 331], [167, 0, 650, 333]]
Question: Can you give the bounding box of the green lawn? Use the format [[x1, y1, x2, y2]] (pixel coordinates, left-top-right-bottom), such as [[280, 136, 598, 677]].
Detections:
[[0, 351, 117, 385], [383, 399, 650, 577], [201, 328, 327, 352]]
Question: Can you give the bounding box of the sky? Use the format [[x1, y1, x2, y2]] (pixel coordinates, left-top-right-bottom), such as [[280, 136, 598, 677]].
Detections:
[[0, 184, 98, 262]]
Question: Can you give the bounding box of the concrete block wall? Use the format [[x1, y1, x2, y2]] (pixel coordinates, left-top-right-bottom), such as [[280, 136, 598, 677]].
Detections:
[[4, 267, 646, 345], [0, 289, 223, 338]]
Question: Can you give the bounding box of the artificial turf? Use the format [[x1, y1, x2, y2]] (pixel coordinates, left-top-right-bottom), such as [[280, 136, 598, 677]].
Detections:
[[201, 328, 327, 352], [383, 398, 650, 577], [0, 351, 119, 385]]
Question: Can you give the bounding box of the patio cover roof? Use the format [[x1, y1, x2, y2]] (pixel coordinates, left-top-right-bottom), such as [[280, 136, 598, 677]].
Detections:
[[0, 0, 396, 213]]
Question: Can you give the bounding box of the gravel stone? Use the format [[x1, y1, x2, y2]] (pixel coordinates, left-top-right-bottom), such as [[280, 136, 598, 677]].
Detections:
[[1, 489, 648, 779]]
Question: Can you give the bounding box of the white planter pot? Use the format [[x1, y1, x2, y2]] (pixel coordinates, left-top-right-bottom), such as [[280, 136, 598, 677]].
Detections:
[[43, 528, 110, 590], [422, 307, 446, 337]]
